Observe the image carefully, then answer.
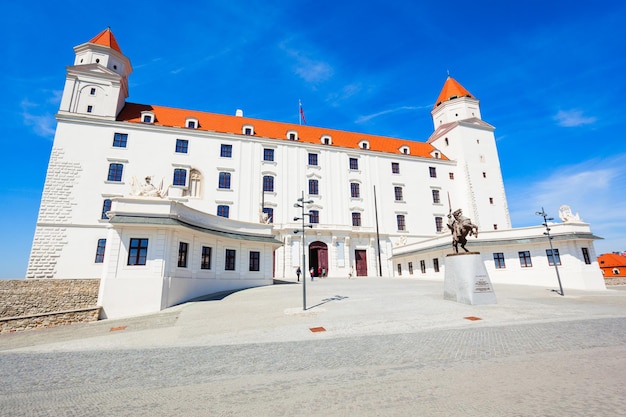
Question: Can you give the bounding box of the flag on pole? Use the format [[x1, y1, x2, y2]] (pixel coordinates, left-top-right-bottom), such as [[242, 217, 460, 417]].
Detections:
[[299, 100, 307, 125]]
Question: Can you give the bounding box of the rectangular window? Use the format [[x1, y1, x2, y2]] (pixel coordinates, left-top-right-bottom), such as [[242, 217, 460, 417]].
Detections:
[[220, 144, 232, 158], [94, 239, 106, 263], [107, 163, 123, 182], [546, 249, 561, 266], [489, 197, 494, 204], [87, 105, 93, 113], [90, 87, 96, 95], [263, 175, 274, 192], [309, 179, 319, 195], [397, 214, 406, 231], [308, 153, 318, 166], [101, 199, 112, 220], [435, 216, 443, 232], [262, 207, 274, 223], [128, 238, 148, 266], [519, 251, 532, 268], [582, 247, 591, 264], [408, 262, 413, 275], [176, 139, 189, 153], [263, 148, 274, 161], [201, 246, 212, 270], [113, 133, 128, 148], [429, 167, 437, 178], [493, 252, 506, 269], [352, 212, 361, 227], [225, 249, 236, 271], [218, 172, 231, 189], [309, 210, 319, 224], [391, 162, 400, 174], [217, 205, 229, 218], [394, 186, 403, 201], [350, 182, 360, 198], [432, 189, 441, 204], [449, 172, 454, 180], [249, 251, 260, 271], [178, 242, 188, 268], [349, 158, 358, 170], [420, 260, 426, 274], [397, 263, 402, 276], [173, 168, 187, 186], [433, 258, 440, 272]]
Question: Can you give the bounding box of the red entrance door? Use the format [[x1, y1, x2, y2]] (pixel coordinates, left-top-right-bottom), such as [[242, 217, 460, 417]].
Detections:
[[355, 250, 367, 276]]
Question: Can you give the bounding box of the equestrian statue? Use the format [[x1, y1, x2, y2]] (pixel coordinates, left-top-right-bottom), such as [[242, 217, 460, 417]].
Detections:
[[447, 208, 479, 253]]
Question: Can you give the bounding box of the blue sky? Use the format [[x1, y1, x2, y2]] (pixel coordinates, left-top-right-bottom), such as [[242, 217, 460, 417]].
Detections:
[[1, 1, 625, 278]]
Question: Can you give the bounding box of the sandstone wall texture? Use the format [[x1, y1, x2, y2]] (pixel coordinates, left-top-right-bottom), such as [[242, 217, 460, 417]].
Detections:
[[0, 279, 100, 334]]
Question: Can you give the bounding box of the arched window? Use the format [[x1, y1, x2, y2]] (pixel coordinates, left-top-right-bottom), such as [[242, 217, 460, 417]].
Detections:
[[187, 169, 202, 197]]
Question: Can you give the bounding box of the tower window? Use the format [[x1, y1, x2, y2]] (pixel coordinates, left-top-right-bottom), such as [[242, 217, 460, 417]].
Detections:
[[90, 88, 96, 96], [263, 175, 274, 192], [263, 148, 274, 161], [391, 162, 400, 174], [397, 214, 406, 231], [107, 163, 123, 182], [94, 239, 106, 263], [429, 167, 437, 178], [352, 212, 361, 227], [220, 144, 233, 158], [87, 105, 93, 113], [350, 182, 360, 198], [101, 199, 112, 220], [113, 133, 128, 148], [175, 139, 189, 154], [217, 205, 230, 218], [349, 158, 359, 170], [308, 179, 319, 195], [309, 210, 319, 224], [173, 168, 187, 186], [218, 172, 231, 189], [308, 153, 318, 166]]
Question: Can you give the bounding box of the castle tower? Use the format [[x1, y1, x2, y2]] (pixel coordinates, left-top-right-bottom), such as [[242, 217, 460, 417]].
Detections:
[[428, 76, 511, 231], [58, 28, 132, 119]]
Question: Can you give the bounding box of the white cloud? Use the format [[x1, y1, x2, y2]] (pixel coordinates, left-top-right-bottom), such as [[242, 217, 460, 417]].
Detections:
[[507, 154, 626, 253], [355, 105, 428, 124], [20, 99, 56, 138], [279, 40, 333, 84], [553, 109, 597, 127]]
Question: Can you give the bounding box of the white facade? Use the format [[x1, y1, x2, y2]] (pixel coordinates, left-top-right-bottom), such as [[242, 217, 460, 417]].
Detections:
[[391, 222, 605, 291], [27, 29, 605, 307], [98, 198, 280, 319]]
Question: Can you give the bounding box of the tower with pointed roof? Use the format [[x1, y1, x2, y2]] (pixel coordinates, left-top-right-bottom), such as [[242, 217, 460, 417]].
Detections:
[[428, 76, 511, 230], [58, 28, 132, 119]]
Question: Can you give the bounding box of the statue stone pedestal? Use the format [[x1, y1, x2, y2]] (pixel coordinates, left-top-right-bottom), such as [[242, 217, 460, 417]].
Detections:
[[444, 252, 497, 305]]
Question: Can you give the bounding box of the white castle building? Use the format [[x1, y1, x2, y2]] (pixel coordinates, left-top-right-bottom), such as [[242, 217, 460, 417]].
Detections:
[[27, 29, 605, 318]]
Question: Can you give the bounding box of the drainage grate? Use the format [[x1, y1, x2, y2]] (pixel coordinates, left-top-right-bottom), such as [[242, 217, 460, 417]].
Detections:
[[309, 326, 326, 333], [464, 316, 482, 321]]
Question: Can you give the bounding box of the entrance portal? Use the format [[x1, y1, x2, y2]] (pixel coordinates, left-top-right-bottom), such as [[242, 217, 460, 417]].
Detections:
[[355, 249, 368, 276], [309, 241, 328, 277]]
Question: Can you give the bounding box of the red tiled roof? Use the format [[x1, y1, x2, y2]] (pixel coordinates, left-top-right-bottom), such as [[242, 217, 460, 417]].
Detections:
[[434, 76, 475, 109], [598, 253, 626, 268], [88, 28, 122, 54], [117, 103, 447, 159]]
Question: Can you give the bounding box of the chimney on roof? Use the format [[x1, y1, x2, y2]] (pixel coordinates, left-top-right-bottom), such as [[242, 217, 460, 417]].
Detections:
[[235, 109, 243, 117]]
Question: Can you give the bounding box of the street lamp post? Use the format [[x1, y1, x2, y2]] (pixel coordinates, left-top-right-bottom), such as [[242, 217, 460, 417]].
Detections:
[[294, 191, 313, 310], [536, 207, 564, 296]]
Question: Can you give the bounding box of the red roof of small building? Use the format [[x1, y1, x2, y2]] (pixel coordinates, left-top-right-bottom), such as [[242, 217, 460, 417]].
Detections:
[[117, 103, 447, 159], [88, 28, 122, 54], [434, 76, 475, 109], [598, 253, 626, 268]]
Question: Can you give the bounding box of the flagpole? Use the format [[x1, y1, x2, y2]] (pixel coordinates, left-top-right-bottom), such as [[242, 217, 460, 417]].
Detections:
[[299, 99, 302, 126]]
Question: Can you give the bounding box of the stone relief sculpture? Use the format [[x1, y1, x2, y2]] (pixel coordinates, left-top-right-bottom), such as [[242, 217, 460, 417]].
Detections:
[[447, 209, 479, 253], [129, 176, 169, 198], [558, 205, 582, 223]]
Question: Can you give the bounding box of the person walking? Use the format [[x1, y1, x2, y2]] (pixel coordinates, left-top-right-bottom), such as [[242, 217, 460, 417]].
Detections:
[[296, 266, 301, 282], [310, 267, 315, 281]]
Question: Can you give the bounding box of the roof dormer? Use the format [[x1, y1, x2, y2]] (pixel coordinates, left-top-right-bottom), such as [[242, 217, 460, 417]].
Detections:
[[287, 130, 299, 141], [185, 117, 198, 129], [399, 145, 410, 155], [242, 124, 254, 136], [141, 111, 155, 123], [320, 134, 332, 145]]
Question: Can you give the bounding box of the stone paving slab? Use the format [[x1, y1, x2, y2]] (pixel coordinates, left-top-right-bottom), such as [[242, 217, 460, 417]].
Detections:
[[1, 278, 626, 416]]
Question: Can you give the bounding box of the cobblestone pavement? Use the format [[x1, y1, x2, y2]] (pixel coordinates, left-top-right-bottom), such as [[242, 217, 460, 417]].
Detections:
[[1, 279, 626, 416]]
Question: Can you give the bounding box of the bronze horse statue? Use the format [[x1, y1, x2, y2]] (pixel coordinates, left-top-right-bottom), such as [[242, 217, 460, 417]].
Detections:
[[447, 209, 479, 253]]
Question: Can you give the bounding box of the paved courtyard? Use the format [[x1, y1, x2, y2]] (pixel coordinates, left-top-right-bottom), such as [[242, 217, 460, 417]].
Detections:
[[1, 278, 626, 416]]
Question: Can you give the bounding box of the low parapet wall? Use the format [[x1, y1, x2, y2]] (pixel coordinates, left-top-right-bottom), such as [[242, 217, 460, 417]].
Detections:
[[0, 279, 100, 334]]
